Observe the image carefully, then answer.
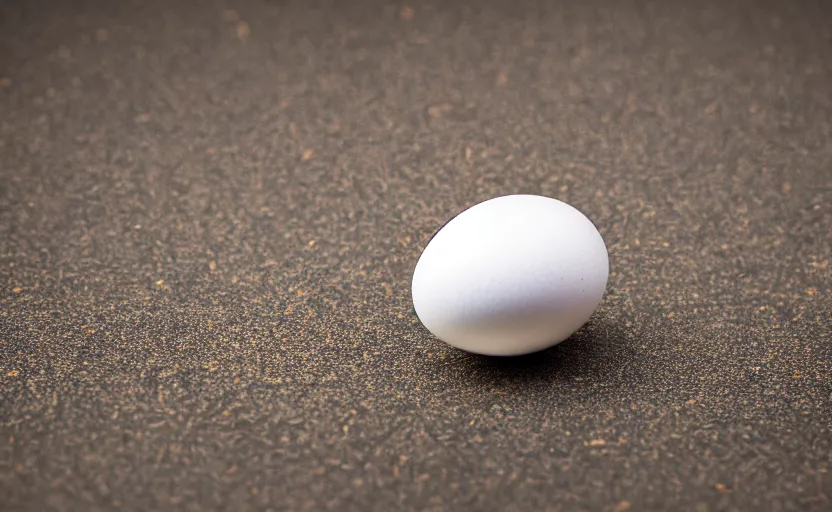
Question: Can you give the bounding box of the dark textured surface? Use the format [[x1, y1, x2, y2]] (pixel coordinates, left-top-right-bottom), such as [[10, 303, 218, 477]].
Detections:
[[2, 0, 832, 510]]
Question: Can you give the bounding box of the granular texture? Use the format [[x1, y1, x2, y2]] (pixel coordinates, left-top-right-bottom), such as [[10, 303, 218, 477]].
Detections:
[[1, 0, 831, 510]]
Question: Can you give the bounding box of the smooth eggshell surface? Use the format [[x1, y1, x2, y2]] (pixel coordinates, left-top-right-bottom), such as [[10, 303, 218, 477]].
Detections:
[[411, 194, 609, 356]]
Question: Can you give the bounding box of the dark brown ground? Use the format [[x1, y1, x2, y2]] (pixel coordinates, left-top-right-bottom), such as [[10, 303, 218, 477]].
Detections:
[[1, 0, 831, 510]]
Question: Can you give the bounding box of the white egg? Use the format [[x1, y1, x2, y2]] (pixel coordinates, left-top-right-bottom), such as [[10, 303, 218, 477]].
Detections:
[[411, 194, 609, 356]]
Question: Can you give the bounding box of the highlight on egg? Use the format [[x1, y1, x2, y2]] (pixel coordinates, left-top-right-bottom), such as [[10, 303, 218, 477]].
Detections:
[[411, 194, 609, 356]]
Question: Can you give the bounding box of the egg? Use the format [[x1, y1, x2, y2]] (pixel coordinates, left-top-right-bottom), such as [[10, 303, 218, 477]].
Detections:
[[411, 194, 609, 356]]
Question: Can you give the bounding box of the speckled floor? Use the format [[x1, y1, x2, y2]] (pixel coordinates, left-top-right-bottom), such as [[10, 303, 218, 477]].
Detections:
[[1, 0, 831, 510]]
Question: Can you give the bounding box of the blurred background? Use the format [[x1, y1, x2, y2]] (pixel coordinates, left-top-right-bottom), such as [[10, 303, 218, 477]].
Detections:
[[1, 1, 831, 510]]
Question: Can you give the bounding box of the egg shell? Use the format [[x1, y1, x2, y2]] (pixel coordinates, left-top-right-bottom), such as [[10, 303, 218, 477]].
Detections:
[[411, 194, 609, 356]]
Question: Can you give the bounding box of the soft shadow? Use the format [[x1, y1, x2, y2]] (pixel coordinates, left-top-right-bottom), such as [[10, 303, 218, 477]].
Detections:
[[444, 317, 626, 387]]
